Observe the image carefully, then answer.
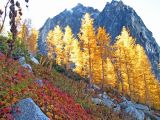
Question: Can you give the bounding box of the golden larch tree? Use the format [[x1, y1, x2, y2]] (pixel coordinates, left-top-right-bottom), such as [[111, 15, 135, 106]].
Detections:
[[135, 44, 160, 109], [78, 13, 96, 85], [93, 27, 116, 89], [63, 26, 75, 70], [113, 27, 136, 98], [46, 30, 55, 70], [53, 25, 64, 66], [70, 40, 84, 75], [27, 28, 39, 55]]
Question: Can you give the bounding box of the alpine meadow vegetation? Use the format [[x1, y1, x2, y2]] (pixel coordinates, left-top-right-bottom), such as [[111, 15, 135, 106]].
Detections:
[[0, 0, 160, 119]]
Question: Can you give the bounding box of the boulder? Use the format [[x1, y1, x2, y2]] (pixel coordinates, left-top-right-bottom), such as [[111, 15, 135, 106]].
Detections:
[[119, 100, 134, 109], [134, 103, 149, 111], [102, 97, 115, 109], [125, 106, 145, 120], [13, 98, 49, 120], [144, 110, 159, 120], [98, 93, 109, 99], [92, 98, 103, 105]]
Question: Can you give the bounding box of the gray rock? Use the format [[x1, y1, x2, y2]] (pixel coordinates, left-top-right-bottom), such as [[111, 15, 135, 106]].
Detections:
[[30, 57, 39, 64], [22, 64, 32, 72], [102, 97, 115, 109], [146, 116, 151, 120], [19, 57, 26, 65], [113, 104, 121, 113], [98, 93, 110, 99], [157, 117, 160, 120], [119, 100, 134, 109], [19, 57, 32, 72], [92, 98, 103, 105], [36, 79, 43, 87], [125, 106, 145, 120], [134, 103, 149, 111], [144, 110, 160, 120], [121, 96, 127, 101], [13, 98, 49, 120]]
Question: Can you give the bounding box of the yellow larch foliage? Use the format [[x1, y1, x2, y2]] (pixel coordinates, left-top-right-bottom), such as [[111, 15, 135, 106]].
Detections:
[[135, 44, 160, 109], [28, 28, 39, 55], [17, 23, 29, 44], [46, 30, 55, 60], [53, 25, 64, 66], [78, 13, 96, 84], [113, 27, 136, 97], [93, 27, 116, 89], [70, 40, 84, 75], [63, 26, 75, 70]]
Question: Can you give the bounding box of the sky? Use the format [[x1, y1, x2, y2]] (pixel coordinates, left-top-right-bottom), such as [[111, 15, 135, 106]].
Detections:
[[0, 0, 160, 45]]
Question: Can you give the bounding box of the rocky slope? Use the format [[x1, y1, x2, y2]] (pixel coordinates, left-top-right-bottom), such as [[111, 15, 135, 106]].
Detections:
[[38, 0, 160, 79]]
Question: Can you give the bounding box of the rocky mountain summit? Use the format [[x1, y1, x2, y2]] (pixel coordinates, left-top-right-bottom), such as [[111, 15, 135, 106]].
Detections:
[[38, 3, 100, 54], [38, 0, 160, 79]]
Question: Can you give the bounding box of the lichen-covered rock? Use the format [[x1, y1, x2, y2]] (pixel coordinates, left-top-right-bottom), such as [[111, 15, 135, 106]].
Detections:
[[13, 98, 49, 120]]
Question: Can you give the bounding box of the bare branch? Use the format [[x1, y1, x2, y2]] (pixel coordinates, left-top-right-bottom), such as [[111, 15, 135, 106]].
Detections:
[[0, 0, 11, 33]]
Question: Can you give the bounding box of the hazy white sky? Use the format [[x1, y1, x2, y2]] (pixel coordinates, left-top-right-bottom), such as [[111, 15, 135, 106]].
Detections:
[[0, 0, 160, 44]]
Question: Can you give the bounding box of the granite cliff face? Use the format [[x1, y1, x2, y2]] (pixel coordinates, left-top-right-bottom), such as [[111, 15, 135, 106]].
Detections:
[[95, 0, 160, 79], [38, 0, 160, 79], [38, 3, 100, 54]]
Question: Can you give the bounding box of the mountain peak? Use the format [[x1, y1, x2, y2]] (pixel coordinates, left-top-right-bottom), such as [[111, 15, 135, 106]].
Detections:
[[111, 0, 123, 5], [76, 3, 84, 7], [104, 0, 130, 13], [72, 3, 85, 10], [38, 1, 160, 80]]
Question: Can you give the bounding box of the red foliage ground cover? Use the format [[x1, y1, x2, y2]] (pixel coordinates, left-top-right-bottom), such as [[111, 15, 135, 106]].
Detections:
[[0, 52, 91, 119]]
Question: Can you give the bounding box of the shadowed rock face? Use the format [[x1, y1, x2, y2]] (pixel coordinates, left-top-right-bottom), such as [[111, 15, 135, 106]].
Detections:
[[38, 3, 100, 54], [38, 0, 160, 79], [96, 0, 160, 79]]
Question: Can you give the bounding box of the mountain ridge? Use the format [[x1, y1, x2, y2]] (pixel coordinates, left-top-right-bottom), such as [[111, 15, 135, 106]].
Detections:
[[38, 0, 160, 79]]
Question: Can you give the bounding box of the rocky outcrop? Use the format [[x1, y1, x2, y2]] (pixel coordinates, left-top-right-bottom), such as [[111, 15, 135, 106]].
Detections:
[[13, 98, 49, 120], [91, 84, 160, 120], [92, 90, 160, 120]]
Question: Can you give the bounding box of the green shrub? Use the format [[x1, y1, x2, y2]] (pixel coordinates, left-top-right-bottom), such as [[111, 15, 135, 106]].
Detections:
[[0, 35, 8, 54]]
